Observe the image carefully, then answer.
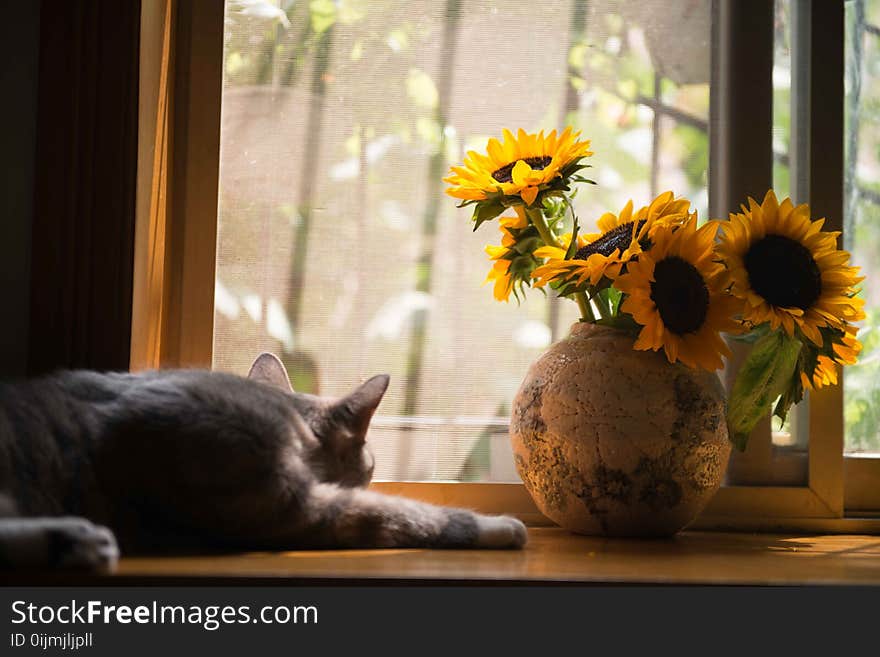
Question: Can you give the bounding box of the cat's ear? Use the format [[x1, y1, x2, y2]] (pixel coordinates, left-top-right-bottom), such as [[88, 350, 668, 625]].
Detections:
[[332, 374, 390, 442], [247, 352, 294, 393]]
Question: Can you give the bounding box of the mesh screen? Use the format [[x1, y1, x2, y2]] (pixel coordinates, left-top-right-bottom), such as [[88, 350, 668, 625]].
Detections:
[[213, 0, 711, 481]]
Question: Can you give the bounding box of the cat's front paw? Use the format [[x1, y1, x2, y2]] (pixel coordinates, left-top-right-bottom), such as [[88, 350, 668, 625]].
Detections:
[[48, 519, 119, 572], [475, 515, 528, 549]]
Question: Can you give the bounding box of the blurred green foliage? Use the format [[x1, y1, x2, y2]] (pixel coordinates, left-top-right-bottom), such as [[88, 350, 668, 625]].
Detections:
[[844, 0, 880, 452], [214, 0, 880, 477]]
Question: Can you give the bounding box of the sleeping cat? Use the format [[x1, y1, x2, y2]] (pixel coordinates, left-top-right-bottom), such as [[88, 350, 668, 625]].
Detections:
[[0, 353, 526, 570]]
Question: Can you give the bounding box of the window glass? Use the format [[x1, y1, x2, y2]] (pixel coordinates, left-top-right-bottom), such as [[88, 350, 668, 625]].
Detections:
[[773, 0, 791, 202], [770, 0, 803, 451], [214, 0, 711, 481], [844, 0, 880, 455]]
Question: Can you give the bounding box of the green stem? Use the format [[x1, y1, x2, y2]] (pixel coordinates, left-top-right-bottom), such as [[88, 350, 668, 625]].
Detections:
[[524, 205, 559, 248], [525, 205, 595, 322], [576, 294, 594, 322], [592, 294, 610, 320]]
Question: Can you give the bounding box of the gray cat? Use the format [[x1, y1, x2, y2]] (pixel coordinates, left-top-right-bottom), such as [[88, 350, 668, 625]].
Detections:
[[0, 353, 526, 570]]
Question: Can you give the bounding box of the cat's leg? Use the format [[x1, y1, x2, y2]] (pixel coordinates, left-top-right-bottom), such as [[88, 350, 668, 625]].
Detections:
[[0, 516, 119, 571], [268, 484, 527, 550]]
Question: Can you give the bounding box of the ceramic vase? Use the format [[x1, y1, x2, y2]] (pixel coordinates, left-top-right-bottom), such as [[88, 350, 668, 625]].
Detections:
[[510, 322, 730, 537]]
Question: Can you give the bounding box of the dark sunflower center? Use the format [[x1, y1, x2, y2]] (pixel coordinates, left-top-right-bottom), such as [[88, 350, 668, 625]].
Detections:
[[574, 220, 647, 259], [742, 234, 822, 310], [650, 256, 710, 335], [491, 156, 553, 184]]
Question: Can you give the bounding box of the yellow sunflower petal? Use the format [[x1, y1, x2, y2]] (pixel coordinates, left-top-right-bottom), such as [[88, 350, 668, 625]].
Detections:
[[534, 245, 567, 260], [617, 215, 734, 370], [520, 186, 539, 206], [717, 189, 863, 345]]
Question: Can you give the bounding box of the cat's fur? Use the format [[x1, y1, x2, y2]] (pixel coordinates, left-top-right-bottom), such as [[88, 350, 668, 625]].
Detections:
[[0, 354, 526, 570]]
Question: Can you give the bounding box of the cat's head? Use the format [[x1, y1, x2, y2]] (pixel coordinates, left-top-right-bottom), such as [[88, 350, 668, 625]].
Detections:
[[247, 352, 388, 488]]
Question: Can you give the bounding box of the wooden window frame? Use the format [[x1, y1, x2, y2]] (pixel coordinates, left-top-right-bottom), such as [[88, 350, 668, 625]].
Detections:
[[132, 0, 221, 372], [133, 0, 880, 532]]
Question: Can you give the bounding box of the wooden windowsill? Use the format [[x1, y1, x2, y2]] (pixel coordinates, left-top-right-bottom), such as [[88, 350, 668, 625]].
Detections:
[[7, 528, 880, 586]]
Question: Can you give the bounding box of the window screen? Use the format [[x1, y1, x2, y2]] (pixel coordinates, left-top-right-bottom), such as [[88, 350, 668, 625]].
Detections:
[[844, 0, 880, 455], [213, 0, 711, 481]]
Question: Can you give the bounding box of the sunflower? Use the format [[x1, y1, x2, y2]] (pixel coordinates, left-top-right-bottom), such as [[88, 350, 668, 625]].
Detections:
[[614, 217, 741, 371], [799, 323, 862, 391], [717, 190, 865, 346], [444, 127, 593, 207], [532, 191, 692, 291], [483, 207, 540, 302]]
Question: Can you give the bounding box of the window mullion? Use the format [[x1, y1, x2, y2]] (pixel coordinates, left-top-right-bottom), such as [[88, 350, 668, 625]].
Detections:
[[710, 0, 777, 482], [806, 0, 845, 516]]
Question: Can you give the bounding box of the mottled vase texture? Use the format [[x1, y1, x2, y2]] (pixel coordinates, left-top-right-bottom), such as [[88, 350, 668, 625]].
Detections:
[[510, 323, 730, 537]]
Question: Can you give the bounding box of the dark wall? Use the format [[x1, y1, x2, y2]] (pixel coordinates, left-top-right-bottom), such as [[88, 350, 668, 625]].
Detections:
[[0, 0, 40, 378]]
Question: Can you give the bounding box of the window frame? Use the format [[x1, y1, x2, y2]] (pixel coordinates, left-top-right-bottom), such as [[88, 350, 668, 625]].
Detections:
[[132, 0, 221, 372], [134, 0, 880, 532]]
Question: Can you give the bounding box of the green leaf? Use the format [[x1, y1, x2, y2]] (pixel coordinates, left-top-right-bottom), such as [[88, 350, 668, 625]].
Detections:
[[553, 281, 587, 298], [599, 285, 623, 316], [727, 331, 803, 451], [471, 200, 505, 231], [594, 312, 641, 334], [512, 235, 542, 255], [773, 378, 805, 425], [727, 322, 771, 343]]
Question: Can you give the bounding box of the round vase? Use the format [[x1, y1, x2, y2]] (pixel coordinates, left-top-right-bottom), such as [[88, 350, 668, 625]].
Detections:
[[510, 322, 731, 537]]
